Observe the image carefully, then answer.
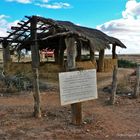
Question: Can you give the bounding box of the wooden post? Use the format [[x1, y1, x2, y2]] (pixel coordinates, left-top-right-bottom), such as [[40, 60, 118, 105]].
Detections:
[[65, 37, 77, 70], [134, 65, 140, 98], [76, 40, 82, 61], [2, 40, 11, 72], [112, 44, 117, 59], [90, 49, 95, 61], [32, 68, 41, 117], [110, 65, 118, 104], [65, 37, 82, 125], [98, 49, 104, 72], [71, 103, 82, 125], [30, 16, 41, 118], [54, 49, 59, 64], [59, 38, 65, 66]]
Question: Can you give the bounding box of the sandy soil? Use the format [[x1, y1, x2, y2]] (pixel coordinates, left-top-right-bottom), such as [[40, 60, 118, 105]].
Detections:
[[0, 68, 140, 140]]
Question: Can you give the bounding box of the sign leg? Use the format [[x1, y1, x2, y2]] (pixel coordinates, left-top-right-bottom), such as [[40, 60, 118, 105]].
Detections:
[[71, 102, 82, 125]]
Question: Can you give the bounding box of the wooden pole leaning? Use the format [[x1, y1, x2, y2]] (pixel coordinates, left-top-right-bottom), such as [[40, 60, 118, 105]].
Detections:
[[65, 37, 82, 125], [110, 65, 118, 104], [134, 65, 140, 98], [30, 16, 41, 118]]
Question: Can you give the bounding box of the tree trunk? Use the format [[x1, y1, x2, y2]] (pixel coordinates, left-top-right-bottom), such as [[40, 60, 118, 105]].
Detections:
[[110, 65, 118, 104]]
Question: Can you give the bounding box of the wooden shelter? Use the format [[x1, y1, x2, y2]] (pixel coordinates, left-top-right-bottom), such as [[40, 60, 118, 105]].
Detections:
[[0, 15, 126, 67], [0, 15, 126, 118]]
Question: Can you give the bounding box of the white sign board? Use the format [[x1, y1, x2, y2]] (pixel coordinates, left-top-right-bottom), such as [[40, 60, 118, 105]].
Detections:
[[59, 69, 98, 105]]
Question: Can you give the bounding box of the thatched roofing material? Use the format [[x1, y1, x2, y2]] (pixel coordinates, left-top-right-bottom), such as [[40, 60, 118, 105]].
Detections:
[[56, 20, 112, 42], [37, 17, 112, 50], [110, 36, 126, 48], [0, 15, 126, 52], [37, 16, 126, 50]]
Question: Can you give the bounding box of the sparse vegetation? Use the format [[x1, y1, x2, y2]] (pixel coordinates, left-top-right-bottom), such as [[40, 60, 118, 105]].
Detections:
[[118, 59, 137, 68], [117, 74, 133, 95], [0, 67, 32, 92]]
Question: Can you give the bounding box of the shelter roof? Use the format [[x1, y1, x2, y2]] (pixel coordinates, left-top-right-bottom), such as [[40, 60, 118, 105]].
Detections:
[[0, 15, 126, 52]]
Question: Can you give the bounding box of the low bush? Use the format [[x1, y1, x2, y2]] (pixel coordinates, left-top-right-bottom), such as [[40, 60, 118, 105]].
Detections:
[[118, 59, 137, 68]]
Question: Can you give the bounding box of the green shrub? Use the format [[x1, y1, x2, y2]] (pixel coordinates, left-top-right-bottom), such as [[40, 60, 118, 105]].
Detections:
[[118, 59, 137, 68]]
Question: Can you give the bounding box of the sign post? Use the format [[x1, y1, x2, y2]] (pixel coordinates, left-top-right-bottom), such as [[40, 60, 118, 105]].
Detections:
[[134, 65, 140, 98], [59, 69, 98, 125], [71, 102, 82, 125], [64, 37, 97, 125]]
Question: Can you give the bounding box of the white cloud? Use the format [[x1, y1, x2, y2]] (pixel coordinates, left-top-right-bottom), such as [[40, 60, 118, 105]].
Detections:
[[35, 2, 71, 9], [6, 0, 32, 4], [0, 15, 9, 19], [76, 23, 81, 26], [122, 0, 140, 19], [5, 0, 71, 9], [97, 0, 140, 54], [42, 0, 49, 3], [0, 15, 19, 37], [0, 28, 7, 37]]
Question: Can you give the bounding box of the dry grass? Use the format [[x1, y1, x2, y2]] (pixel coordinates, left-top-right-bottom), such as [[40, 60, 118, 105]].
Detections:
[[4, 61, 98, 83], [104, 59, 117, 72], [76, 60, 96, 69], [117, 73, 133, 95], [5, 62, 63, 82], [4, 59, 117, 83]]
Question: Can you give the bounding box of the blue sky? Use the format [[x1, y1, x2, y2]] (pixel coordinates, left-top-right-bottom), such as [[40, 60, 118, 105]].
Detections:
[[0, 0, 140, 54]]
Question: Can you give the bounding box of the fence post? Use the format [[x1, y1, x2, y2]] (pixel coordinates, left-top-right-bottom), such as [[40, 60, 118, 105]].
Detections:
[[110, 65, 118, 104], [134, 65, 140, 98]]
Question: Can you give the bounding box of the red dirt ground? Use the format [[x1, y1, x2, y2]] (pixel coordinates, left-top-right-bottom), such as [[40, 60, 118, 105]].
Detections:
[[0, 68, 140, 140]]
